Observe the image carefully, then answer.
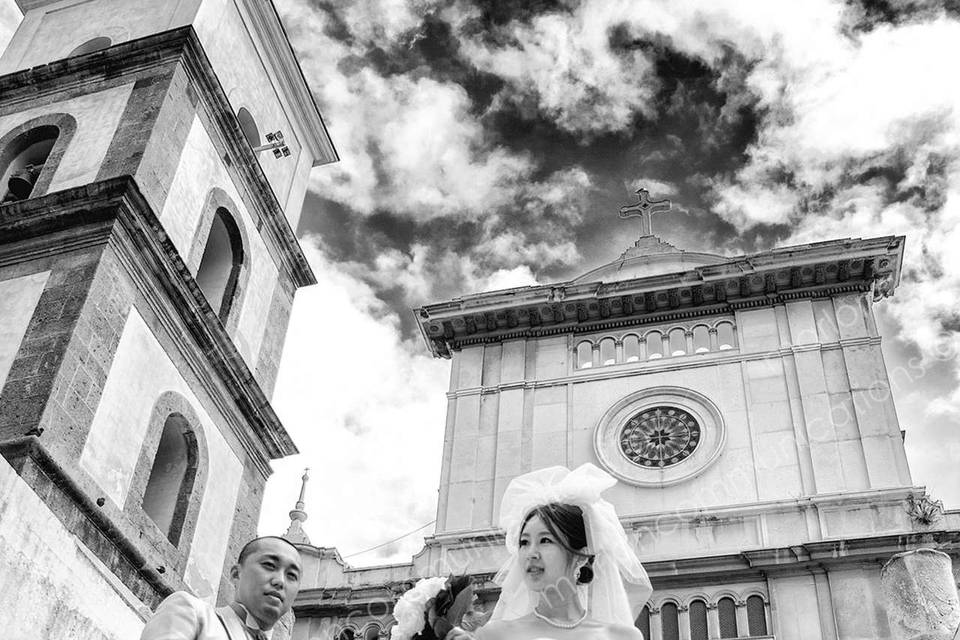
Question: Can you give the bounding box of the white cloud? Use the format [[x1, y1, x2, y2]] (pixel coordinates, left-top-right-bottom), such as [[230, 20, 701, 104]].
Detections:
[[625, 177, 678, 196], [459, 5, 658, 135], [277, 0, 596, 228], [0, 0, 20, 53], [259, 240, 450, 565], [334, 0, 439, 45]]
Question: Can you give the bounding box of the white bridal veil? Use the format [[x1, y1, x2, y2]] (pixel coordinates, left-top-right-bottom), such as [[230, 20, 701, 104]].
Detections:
[[490, 463, 652, 627]]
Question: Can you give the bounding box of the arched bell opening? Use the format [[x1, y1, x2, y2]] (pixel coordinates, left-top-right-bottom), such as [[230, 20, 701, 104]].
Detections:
[[141, 413, 200, 545], [237, 107, 260, 149], [0, 125, 60, 203], [195, 207, 245, 321], [69, 36, 112, 57]]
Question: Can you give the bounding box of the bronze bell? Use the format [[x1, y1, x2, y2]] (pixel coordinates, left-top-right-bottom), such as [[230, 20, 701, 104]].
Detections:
[[7, 163, 40, 200]]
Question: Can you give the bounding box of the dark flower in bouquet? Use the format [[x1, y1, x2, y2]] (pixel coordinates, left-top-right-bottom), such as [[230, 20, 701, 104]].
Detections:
[[391, 576, 487, 640]]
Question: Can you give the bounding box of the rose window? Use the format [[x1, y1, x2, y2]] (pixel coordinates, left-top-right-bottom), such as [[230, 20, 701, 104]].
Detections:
[[618, 406, 701, 468]]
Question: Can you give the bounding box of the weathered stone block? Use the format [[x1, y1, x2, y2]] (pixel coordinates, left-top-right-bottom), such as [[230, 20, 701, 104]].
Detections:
[[882, 549, 960, 640]]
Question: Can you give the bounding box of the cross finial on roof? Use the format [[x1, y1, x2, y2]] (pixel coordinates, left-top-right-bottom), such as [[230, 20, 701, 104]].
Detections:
[[619, 188, 672, 238]]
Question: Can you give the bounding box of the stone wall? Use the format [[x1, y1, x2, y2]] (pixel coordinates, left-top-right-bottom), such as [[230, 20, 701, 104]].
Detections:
[[437, 292, 913, 541], [0, 31, 303, 396], [0, 449, 146, 639], [0, 246, 104, 446], [79, 306, 244, 600], [0, 0, 316, 227], [157, 109, 284, 385]]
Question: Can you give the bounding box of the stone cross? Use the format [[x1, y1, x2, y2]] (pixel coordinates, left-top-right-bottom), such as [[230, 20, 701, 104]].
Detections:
[[619, 188, 672, 237]]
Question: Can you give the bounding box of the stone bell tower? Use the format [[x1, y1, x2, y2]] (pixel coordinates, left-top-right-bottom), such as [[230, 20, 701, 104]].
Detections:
[[0, 0, 335, 637]]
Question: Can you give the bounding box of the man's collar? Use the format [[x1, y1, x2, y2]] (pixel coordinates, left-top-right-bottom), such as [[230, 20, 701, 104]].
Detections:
[[229, 602, 274, 639]]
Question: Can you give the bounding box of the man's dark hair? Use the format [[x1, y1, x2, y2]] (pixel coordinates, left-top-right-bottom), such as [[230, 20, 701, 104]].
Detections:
[[237, 536, 301, 565]]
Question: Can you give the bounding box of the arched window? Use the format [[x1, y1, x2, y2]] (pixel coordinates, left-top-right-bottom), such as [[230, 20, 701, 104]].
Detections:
[[646, 331, 663, 360], [669, 328, 687, 356], [1, 125, 59, 202], [692, 325, 711, 353], [660, 602, 679, 640], [363, 626, 381, 640], [689, 599, 708, 640], [717, 322, 736, 350], [718, 597, 738, 638], [337, 629, 356, 640], [69, 36, 112, 57], [237, 107, 260, 149], [196, 207, 244, 321], [634, 606, 650, 638], [600, 338, 616, 366], [142, 413, 199, 544], [623, 334, 640, 362], [576, 341, 593, 369], [747, 595, 767, 636]]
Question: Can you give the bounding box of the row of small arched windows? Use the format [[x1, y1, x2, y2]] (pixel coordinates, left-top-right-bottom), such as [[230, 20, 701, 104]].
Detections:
[[635, 595, 768, 640], [576, 322, 737, 369]]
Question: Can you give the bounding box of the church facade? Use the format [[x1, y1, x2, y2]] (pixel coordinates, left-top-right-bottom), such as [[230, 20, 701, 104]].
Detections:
[[291, 214, 960, 640], [0, 1, 333, 637]]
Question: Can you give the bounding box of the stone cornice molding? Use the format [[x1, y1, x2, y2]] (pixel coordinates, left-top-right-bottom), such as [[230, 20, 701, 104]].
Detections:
[[0, 26, 317, 289], [415, 236, 905, 357], [287, 487, 935, 602], [292, 530, 960, 614], [0, 178, 298, 468]]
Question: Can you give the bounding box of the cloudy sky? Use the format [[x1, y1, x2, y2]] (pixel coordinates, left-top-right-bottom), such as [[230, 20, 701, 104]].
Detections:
[[3, 0, 960, 567]]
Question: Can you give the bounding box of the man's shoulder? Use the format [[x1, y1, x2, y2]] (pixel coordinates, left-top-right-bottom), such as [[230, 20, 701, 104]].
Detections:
[[159, 591, 210, 611], [142, 591, 221, 640]]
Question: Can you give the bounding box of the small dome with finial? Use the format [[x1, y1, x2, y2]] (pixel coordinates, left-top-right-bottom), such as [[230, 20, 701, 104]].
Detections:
[[574, 188, 725, 283]]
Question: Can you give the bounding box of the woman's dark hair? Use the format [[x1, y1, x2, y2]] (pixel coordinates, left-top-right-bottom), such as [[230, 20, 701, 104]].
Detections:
[[521, 503, 595, 583]]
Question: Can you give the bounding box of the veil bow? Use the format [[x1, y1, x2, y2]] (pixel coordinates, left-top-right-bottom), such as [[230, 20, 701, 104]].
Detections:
[[490, 463, 652, 626]]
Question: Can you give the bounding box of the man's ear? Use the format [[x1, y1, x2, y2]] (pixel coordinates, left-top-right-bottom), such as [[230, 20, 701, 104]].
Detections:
[[229, 564, 241, 583]]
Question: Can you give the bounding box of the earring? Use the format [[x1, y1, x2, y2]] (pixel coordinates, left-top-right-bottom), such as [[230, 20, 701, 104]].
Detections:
[[575, 565, 594, 584]]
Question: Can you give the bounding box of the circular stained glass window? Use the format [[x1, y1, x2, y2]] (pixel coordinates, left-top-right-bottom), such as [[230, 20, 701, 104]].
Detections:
[[619, 406, 701, 468]]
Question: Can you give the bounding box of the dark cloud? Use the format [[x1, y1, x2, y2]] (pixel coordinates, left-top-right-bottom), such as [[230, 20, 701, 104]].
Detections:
[[844, 0, 960, 33], [467, 0, 572, 29], [297, 3, 773, 333]]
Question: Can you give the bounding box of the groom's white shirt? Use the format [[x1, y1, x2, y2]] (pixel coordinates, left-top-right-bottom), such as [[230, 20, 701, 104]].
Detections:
[[140, 591, 274, 640]]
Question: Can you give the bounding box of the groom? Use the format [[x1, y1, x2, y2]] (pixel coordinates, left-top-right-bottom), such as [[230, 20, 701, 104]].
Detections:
[[140, 536, 302, 640]]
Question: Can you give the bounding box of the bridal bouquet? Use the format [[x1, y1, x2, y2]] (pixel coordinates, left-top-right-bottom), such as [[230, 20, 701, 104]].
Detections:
[[390, 575, 485, 640]]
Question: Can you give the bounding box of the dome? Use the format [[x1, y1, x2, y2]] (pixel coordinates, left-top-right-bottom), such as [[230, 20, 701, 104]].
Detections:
[[573, 236, 727, 284]]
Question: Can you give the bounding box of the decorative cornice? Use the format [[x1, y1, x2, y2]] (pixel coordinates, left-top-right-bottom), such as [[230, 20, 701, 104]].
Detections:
[[291, 530, 960, 616], [0, 178, 298, 467], [0, 26, 317, 289], [414, 236, 905, 358]]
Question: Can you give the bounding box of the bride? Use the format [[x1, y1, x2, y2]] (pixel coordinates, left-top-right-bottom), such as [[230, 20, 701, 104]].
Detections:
[[449, 463, 651, 640]]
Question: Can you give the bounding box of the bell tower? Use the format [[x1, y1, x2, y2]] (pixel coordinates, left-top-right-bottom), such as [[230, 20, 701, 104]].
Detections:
[[0, 0, 335, 635]]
